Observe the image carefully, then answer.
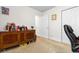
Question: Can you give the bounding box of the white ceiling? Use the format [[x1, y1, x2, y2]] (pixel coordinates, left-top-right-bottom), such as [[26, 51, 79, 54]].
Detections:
[[30, 6, 55, 12]]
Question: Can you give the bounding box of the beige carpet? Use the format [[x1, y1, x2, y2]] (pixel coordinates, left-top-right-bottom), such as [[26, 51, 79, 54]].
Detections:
[[2, 37, 71, 53]]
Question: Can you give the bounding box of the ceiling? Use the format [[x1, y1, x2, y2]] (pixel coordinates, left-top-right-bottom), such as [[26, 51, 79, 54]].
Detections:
[[30, 6, 55, 12]]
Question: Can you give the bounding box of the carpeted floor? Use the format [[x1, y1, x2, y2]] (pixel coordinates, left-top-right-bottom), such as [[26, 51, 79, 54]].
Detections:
[[2, 36, 71, 53]]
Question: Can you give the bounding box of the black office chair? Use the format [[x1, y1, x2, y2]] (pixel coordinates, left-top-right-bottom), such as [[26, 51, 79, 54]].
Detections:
[[64, 24, 79, 52]]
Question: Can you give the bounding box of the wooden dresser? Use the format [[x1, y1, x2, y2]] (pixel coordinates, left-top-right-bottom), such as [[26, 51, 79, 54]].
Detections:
[[0, 30, 36, 50]]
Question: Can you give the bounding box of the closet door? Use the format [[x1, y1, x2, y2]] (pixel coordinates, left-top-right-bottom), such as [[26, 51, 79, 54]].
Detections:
[[41, 15, 48, 38], [62, 7, 79, 44]]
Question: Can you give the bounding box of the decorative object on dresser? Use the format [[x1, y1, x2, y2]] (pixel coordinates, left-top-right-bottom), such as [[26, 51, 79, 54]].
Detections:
[[31, 26, 34, 30], [10, 23, 16, 31], [5, 23, 16, 31], [19, 25, 26, 31], [5, 23, 28, 32], [5, 23, 10, 31], [16, 26, 20, 31]]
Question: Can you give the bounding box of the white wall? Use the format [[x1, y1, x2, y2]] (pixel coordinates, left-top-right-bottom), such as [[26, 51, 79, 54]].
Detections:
[[0, 6, 42, 31], [41, 6, 74, 44], [46, 7, 61, 41]]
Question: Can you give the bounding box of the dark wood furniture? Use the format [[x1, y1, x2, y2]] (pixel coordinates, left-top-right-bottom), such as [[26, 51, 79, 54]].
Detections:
[[0, 30, 36, 50]]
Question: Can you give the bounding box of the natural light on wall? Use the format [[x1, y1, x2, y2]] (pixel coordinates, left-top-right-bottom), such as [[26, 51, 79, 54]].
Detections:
[[35, 15, 40, 36]]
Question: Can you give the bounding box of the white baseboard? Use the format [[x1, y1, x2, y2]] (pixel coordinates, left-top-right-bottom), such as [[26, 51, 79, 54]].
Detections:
[[37, 34, 70, 45]]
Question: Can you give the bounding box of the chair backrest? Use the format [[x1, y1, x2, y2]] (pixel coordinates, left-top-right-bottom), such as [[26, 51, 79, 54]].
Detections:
[[64, 25, 77, 48]]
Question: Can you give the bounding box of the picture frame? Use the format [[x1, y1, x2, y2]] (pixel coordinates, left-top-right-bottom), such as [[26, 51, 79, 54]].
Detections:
[[51, 14, 57, 20], [1, 7, 9, 15]]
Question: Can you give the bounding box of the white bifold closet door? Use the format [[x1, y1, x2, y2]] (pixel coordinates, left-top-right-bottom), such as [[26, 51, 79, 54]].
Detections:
[[62, 7, 79, 44]]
